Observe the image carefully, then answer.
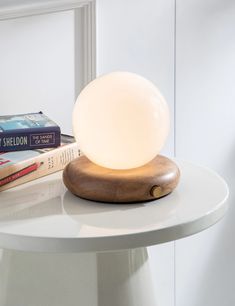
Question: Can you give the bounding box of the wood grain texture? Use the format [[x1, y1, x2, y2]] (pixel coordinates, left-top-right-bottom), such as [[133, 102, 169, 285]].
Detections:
[[63, 155, 180, 203]]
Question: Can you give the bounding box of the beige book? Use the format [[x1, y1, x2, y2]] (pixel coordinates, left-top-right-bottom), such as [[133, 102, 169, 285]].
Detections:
[[0, 135, 81, 192]]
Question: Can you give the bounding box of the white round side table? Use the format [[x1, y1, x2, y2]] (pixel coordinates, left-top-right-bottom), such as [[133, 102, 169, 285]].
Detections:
[[0, 160, 229, 306]]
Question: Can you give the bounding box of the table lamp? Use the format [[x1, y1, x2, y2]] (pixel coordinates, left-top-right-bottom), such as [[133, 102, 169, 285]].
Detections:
[[63, 71, 180, 203]]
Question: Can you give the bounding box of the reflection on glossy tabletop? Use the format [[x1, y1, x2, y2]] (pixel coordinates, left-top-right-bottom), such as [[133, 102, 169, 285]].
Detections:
[[0, 160, 229, 252]]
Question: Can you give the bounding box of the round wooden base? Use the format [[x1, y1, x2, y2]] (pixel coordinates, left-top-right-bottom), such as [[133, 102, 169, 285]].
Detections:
[[63, 155, 180, 203]]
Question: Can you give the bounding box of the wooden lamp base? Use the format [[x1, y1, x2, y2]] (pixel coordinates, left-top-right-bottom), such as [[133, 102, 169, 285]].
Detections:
[[63, 155, 180, 203]]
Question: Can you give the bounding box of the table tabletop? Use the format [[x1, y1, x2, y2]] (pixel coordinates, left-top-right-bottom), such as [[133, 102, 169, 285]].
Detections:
[[0, 160, 229, 253]]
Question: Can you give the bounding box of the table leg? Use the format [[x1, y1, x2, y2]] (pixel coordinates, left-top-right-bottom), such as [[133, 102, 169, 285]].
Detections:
[[0, 247, 157, 306], [96, 247, 158, 306]]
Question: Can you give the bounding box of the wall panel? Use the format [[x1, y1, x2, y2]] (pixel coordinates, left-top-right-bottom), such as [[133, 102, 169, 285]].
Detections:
[[96, 1, 175, 305], [0, 10, 75, 134], [175, 1, 235, 305]]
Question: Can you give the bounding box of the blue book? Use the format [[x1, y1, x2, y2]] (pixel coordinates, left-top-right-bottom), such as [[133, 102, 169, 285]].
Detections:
[[0, 112, 61, 151]]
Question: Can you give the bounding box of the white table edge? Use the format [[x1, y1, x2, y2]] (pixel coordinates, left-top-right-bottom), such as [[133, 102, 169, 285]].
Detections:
[[0, 193, 228, 253]]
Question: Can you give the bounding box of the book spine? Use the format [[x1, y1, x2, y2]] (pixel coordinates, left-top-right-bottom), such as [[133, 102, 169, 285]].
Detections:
[[0, 143, 81, 192], [0, 127, 61, 151]]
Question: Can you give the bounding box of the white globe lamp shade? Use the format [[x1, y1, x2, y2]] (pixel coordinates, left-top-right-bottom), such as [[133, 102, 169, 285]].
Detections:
[[73, 71, 170, 170]]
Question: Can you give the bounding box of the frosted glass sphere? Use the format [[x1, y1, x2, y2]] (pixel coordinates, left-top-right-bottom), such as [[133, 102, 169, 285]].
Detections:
[[73, 71, 170, 170]]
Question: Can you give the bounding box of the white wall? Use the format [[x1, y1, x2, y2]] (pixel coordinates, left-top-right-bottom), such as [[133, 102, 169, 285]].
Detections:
[[0, 0, 234, 305], [175, 1, 235, 305]]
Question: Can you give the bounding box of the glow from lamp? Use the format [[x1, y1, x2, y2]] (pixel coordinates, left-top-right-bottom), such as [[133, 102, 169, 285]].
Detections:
[[73, 71, 170, 170]]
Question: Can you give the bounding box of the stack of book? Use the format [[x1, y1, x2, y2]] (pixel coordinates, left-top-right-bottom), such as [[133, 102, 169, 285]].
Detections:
[[0, 112, 81, 192]]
